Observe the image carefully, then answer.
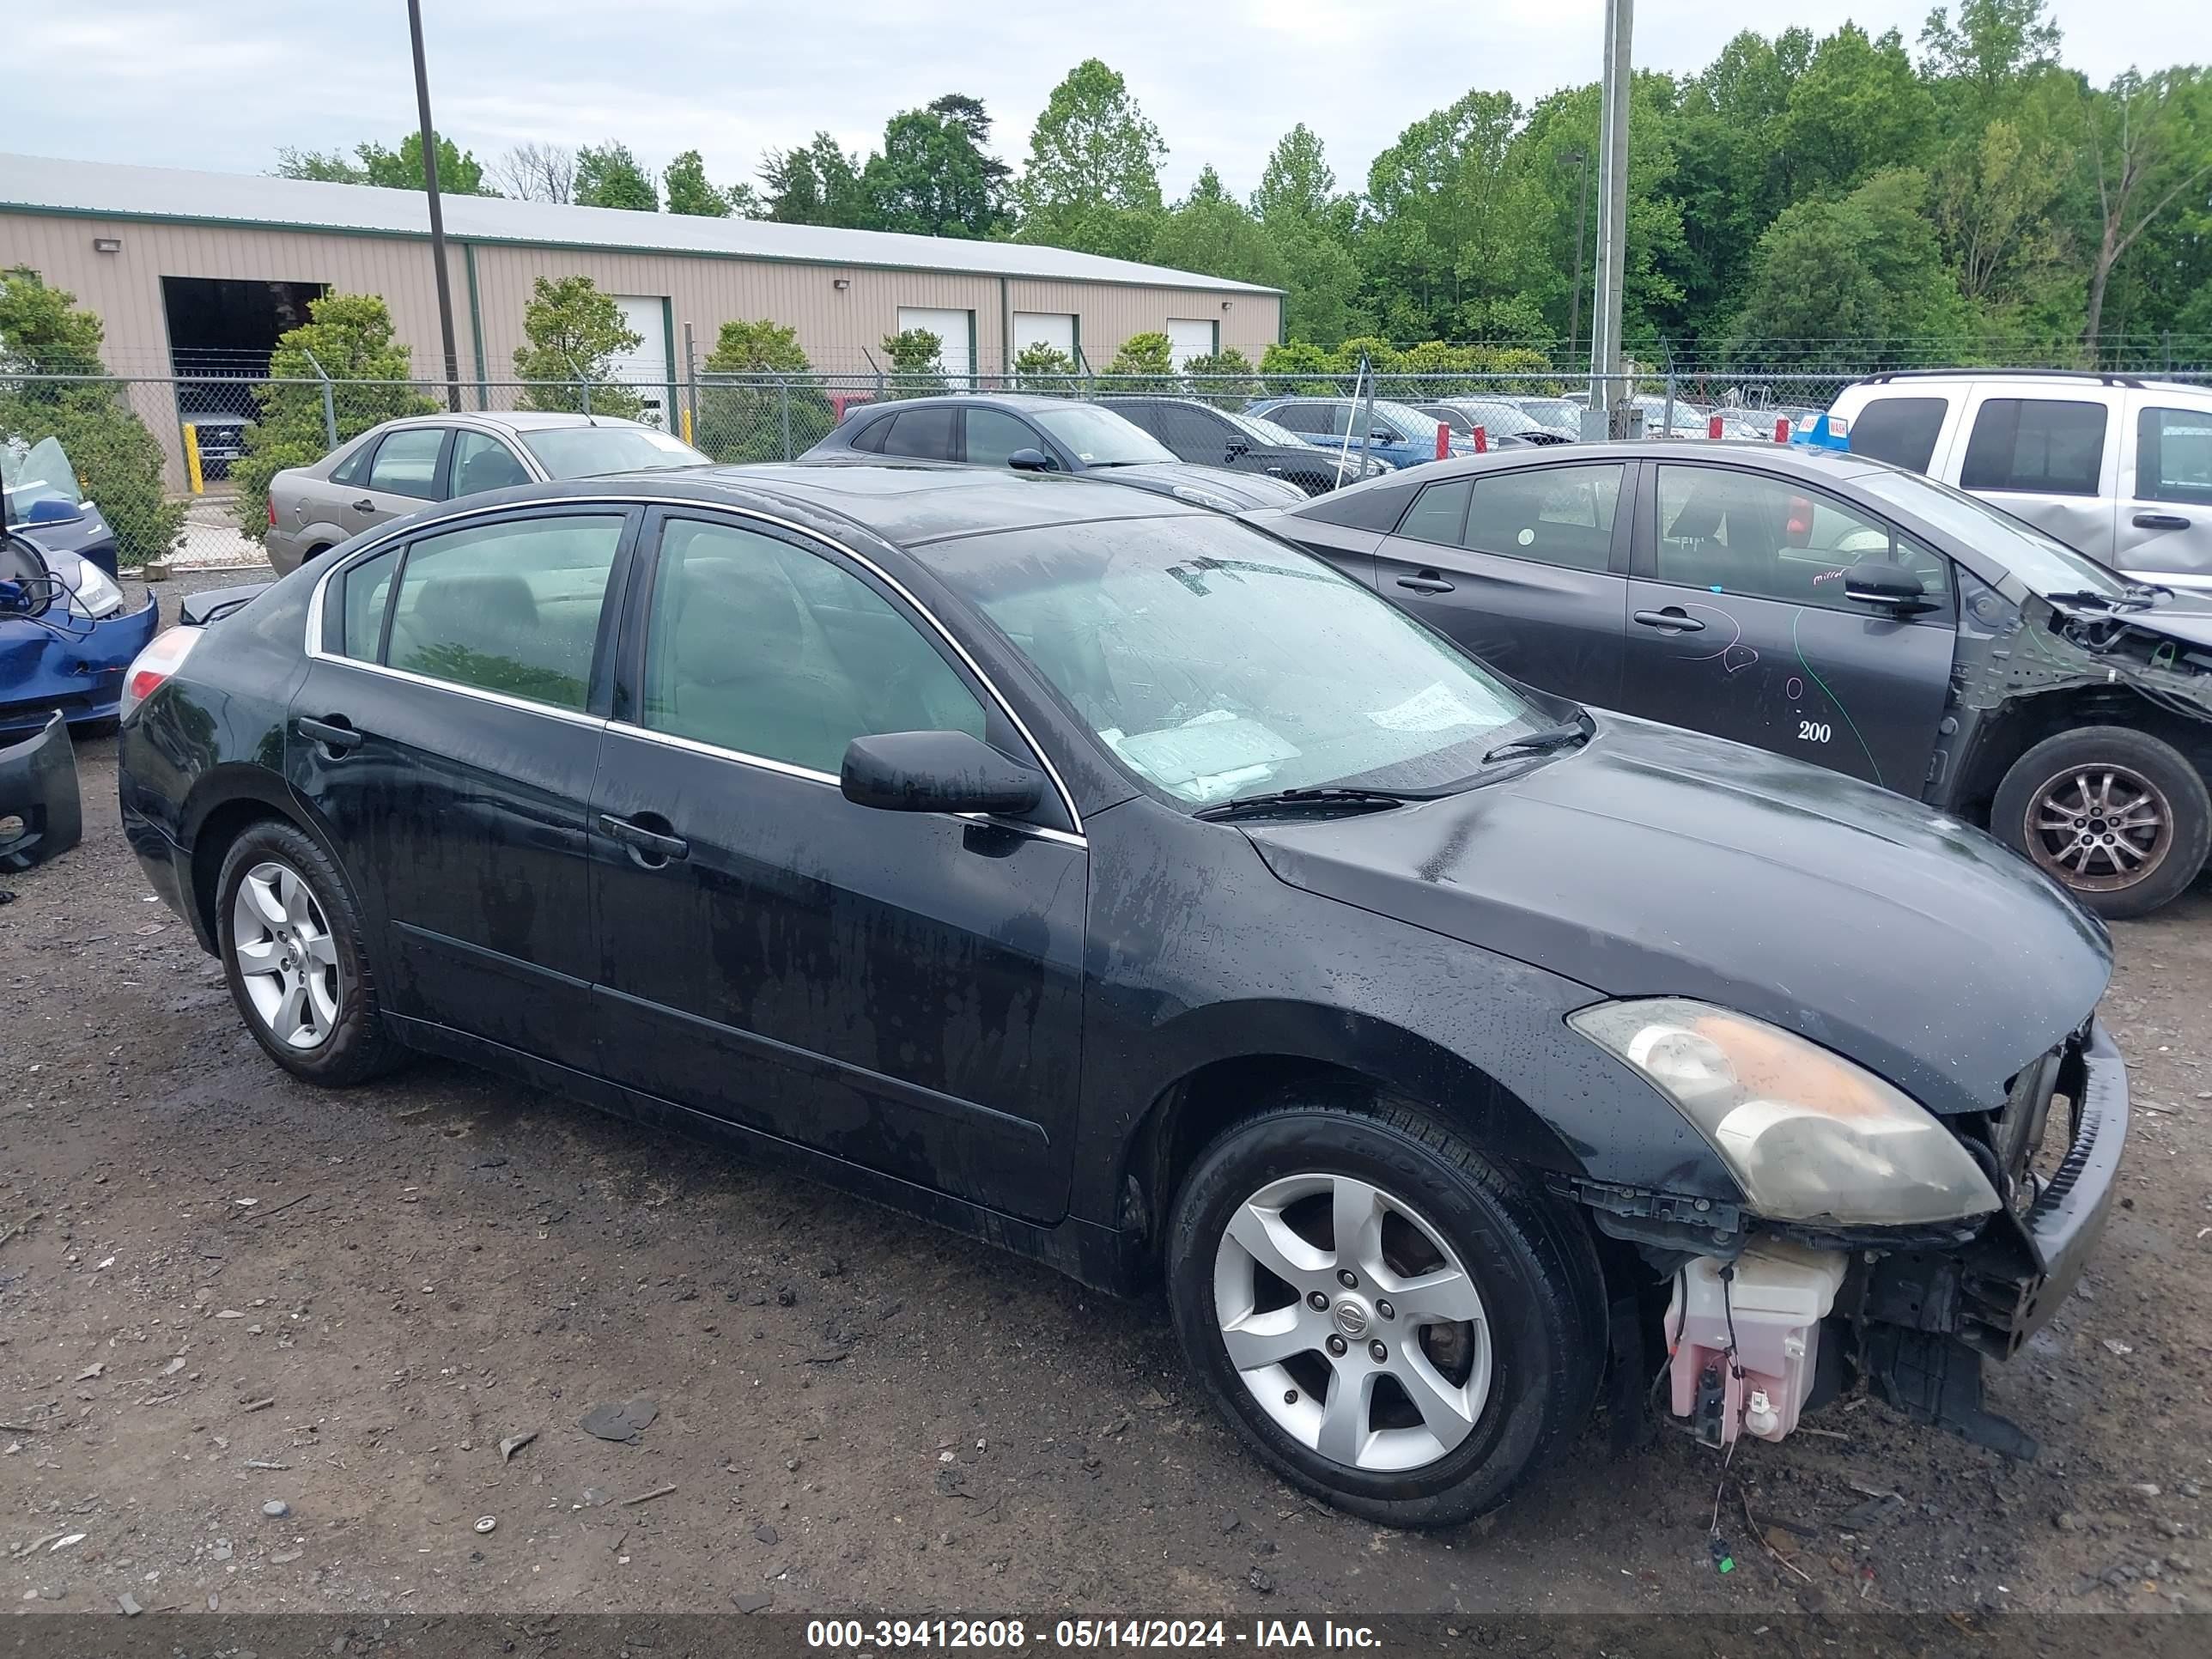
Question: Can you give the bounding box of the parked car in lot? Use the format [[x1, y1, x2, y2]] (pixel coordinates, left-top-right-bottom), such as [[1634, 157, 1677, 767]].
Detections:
[[1, 436, 159, 737], [1414, 398, 1571, 446], [119, 461, 2125, 1522], [264, 412, 710, 575], [1096, 396, 1389, 492], [1827, 370, 2212, 591], [1244, 397, 1480, 471], [802, 393, 1306, 511], [1261, 441, 2212, 916]]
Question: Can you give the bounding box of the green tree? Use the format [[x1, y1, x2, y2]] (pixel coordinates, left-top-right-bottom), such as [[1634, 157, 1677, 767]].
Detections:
[[698, 319, 828, 460], [1250, 125, 1367, 347], [1784, 25, 1939, 198], [574, 143, 658, 210], [1012, 59, 1167, 258], [1104, 330, 1176, 392], [663, 149, 732, 216], [1920, 0, 2063, 118], [0, 268, 184, 567], [760, 134, 872, 227], [229, 292, 436, 544], [862, 95, 1011, 237], [513, 276, 644, 416], [274, 131, 493, 195], [2078, 68, 2212, 349], [879, 328, 946, 398], [1149, 167, 1287, 298]]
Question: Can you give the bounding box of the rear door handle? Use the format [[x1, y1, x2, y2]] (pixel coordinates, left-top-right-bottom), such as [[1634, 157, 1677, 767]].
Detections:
[[2133, 512, 2191, 531], [1634, 608, 1706, 633], [598, 812, 690, 866], [1396, 573, 1455, 594], [296, 714, 363, 753], [351, 498, 375, 514]]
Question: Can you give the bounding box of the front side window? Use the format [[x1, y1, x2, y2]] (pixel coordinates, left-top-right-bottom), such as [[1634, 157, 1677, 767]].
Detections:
[[1960, 398, 2107, 496], [366, 428, 446, 500], [963, 408, 1039, 468], [640, 518, 984, 775], [1849, 396, 1948, 474], [381, 514, 625, 709], [1463, 464, 1624, 573], [1030, 404, 1175, 466], [923, 514, 1545, 806], [2136, 405, 2212, 506], [1655, 466, 1942, 611]]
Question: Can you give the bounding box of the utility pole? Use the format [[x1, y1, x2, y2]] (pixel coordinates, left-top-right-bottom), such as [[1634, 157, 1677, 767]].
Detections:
[[1589, 0, 1632, 436], [1564, 150, 1591, 364], [408, 0, 463, 412]]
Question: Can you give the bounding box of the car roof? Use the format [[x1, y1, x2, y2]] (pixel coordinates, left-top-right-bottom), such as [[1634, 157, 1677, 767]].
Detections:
[[569, 459, 1210, 547], [845, 393, 1085, 416], [1847, 368, 2209, 394]]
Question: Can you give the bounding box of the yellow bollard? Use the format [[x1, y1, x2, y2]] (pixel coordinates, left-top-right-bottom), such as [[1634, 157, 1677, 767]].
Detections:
[[681, 406, 694, 447], [181, 422, 205, 495]]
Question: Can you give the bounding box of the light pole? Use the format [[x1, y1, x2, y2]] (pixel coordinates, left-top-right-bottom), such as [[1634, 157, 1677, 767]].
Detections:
[[407, 0, 463, 412], [1562, 149, 1590, 365], [1589, 0, 1632, 434]]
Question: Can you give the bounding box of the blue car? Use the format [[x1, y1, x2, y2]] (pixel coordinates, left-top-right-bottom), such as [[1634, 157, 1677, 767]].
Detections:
[[1243, 397, 1479, 470], [3, 436, 159, 737]]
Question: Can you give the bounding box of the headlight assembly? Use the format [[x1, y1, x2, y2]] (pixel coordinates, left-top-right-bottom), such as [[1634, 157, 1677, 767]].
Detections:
[[1570, 998, 1999, 1227], [67, 562, 125, 620]]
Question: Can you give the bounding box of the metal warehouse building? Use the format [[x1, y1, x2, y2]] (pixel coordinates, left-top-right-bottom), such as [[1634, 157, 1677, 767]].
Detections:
[[0, 151, 1282, 467]]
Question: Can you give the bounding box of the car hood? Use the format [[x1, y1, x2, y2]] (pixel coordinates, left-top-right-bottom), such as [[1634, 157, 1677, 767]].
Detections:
[[1086, 462, 1306, 508], [2105, 590, 2212, 654], [1241, 713, 2111, 1117]]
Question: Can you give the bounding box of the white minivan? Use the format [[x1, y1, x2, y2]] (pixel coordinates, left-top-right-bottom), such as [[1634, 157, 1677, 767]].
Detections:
[[1828, 371, 2212, 590]]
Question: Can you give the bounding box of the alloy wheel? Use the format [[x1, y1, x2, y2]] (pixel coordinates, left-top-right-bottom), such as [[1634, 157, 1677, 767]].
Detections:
[[1212, 1171, 1492, 1474], [230, 860, 343, 1049], [2022, 764, 2172, 894]]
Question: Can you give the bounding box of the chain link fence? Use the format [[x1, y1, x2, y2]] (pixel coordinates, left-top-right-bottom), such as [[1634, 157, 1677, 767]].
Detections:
[[9, 362, 2210, 572]]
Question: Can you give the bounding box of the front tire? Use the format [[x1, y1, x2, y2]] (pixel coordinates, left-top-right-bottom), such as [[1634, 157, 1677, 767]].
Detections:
[[1992, 726, 2210, 920], [215, 820, 398, 1085], [1165, 1101, 1605, 1528]]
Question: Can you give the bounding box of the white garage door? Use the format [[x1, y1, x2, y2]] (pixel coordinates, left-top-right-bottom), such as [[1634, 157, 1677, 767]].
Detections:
[[1167, 318, 1219, 369], [611, 295, 672, 428], [1012, 311, 1077, 364], [896, 307, 973, 386]]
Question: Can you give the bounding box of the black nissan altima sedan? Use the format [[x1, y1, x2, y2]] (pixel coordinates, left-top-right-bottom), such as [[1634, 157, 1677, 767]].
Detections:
[[117, 462, 2127, 1526]]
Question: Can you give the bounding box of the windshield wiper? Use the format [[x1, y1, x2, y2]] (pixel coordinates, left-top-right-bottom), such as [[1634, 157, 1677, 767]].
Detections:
[[2045, 588, 2157, 612], [1192, 786, 1431, 822], [1482, 716, 1593, 765]]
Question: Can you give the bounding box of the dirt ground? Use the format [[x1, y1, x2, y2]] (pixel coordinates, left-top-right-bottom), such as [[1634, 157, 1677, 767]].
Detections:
[[4, 567, 2210, 1620]]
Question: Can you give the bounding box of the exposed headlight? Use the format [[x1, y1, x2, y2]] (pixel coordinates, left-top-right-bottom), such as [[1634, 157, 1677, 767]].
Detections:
[[1170, 483, 1241, 512], [1569, 998, 2000, 1227], [65, 561, 125, 621]]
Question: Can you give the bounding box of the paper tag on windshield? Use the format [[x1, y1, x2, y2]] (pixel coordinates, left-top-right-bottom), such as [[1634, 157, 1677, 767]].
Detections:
[[1366, 682, 1487, 734]]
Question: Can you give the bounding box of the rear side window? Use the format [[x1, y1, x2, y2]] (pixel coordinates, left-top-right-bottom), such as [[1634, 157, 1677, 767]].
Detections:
[[846, 414, 890, 453], [337, 545, 398, 660], [1269, 404, 1326, 434], [366, 427, 447, 500], [449, 430, 532, 496], [1960, 398, 2106, 497], [1849, 396, 1947, 473], [880, 407, 957, 462], [1464, 464, 1624, 573], [330, 438, 374, 487], [2136, 406, 2212, 506], [382, 514, 626, 709], [1397, 479, 1472, 546]]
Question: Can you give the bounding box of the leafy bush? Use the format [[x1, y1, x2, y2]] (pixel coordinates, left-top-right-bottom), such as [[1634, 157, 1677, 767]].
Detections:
[[0, 267, 185, 567], [1258, 340, 1339, 395], [1104, 330, 1176, 392], [698, 318, 832, 460], [514, 276, 644, 418], [231, 293, 437, 543], [1181, 347, 1259, 405], [1013, 341, 1079, 393], [879, 329, 946, 399]]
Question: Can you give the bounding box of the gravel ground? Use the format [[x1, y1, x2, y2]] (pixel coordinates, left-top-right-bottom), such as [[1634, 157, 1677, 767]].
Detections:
[[4, 566, 2210, 1619]]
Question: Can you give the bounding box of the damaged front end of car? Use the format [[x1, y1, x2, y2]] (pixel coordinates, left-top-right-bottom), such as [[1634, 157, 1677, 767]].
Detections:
[[1556, 1002, 2129, 1462]]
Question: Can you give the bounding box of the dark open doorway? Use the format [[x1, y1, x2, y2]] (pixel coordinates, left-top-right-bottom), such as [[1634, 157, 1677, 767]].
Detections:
[[161, 276, 325, 476]]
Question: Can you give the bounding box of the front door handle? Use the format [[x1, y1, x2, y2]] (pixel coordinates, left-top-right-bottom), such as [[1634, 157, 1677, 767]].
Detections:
[[1396, 572, 1455, 594], [296, 714, 363, 753], [1634, 608, 1706, 633], [351, 498, 375, 514], [2133, 512, 2191, 531], [598, 811, 690, 867]]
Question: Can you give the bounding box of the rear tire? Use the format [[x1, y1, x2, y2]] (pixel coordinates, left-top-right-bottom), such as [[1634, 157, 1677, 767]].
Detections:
[[1165, 1100, 1605, 1528], [215, 820, 399, 1085], [1992, 726, 2210, 920]]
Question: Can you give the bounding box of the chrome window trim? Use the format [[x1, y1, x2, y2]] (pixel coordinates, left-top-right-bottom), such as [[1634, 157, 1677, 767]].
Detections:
[[311, 654, 608, 731], [303, 493, 1085, 836], [602, 719, 1086, 849]]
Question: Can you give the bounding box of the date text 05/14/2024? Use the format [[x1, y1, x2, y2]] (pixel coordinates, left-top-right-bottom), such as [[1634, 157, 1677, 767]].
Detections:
[[804, 1621, 1383, 1650]]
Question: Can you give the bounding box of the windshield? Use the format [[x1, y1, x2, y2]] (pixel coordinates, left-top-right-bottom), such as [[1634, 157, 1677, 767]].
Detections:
[[1033, 404, 1176, 466], [1516, 398, 1583, 427], [1441, 400, 1538, 436], [1853, 465, 2131, 598], [1, 434, 85, 523], [1219, 408, 1306, 448], [924, 514, 1544, 805], [518, 424, 709, 479]]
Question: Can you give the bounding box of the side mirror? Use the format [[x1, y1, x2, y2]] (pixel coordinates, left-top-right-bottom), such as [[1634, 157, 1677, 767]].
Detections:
[[1844, 561, 1936, 615], [21, 496, 82, 526], [1370, 428, 1396, 443], [841, 730, 1046, 819], [1006, 447, 1055, 472]]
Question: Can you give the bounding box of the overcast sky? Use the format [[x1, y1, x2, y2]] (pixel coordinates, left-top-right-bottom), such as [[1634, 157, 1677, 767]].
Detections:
[[14, 2, 2200, 204]]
